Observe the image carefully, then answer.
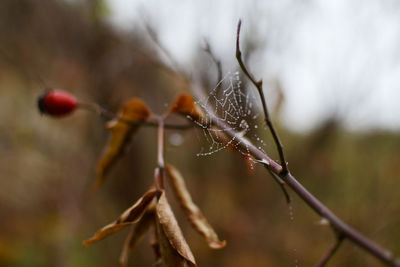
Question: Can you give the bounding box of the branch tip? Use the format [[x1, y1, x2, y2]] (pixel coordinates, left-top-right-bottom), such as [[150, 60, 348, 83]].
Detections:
[[237, 19, 242, 40], [236, 20, 242, 58]]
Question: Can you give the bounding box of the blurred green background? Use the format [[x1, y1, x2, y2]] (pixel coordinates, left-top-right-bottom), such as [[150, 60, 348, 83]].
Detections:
[[0, 0, 399, 266]]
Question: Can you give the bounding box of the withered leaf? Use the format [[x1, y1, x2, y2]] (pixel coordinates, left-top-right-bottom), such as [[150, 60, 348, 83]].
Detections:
[[156, 190, 196, 267], [96, 98, 151, 187], [168, 93, 204, 122], [119, 205, 155, 267], [165, 164, 226, 249], [83, 189, 157, 247]]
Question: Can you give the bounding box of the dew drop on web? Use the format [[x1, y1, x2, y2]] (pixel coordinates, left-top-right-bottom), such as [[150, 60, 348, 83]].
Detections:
[[190, 71, 267, 160], [288, 204, 294, 221]]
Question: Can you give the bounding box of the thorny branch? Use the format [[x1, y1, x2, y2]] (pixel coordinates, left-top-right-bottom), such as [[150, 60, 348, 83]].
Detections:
[[203, 37, 291, 203], [236, 20, 288, 176], [229, 20, 399, 266]]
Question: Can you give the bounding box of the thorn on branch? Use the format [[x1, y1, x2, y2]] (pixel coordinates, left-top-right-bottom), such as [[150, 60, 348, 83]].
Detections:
[[257, 79, 263, 88]]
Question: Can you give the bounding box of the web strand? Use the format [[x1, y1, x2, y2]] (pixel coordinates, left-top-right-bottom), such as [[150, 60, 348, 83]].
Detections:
[[190, 71, 267, 164]]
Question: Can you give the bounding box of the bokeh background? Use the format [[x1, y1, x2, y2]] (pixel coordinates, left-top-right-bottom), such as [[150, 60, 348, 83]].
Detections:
[[0, 0, 399, 266]]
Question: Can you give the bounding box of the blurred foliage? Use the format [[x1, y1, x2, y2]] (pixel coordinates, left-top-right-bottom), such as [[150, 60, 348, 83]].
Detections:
[[0, 0, 399, 266]]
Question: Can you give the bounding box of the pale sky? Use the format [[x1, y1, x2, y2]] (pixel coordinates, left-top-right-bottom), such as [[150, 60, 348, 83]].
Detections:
[[107, 0, 400, 132]]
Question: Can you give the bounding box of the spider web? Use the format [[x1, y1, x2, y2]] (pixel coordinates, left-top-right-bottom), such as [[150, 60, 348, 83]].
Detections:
[[190, 71, 267, 163]]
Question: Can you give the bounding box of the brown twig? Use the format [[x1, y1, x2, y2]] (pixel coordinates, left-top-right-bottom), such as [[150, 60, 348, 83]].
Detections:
[[144, 22, 182, 74], [236, 19, 288, 176], [203, 40, 223, 87], [315, 235, 344, 267], [202, 38, 291, 203], [265, 167, 291, 203], [78, 102, 194, 130]]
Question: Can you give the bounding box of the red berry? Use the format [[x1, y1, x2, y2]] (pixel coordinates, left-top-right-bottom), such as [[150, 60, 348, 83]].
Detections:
[[38, 90, 77, 116]]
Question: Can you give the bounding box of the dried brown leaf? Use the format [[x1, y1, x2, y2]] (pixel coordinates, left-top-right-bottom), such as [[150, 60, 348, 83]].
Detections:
[[166, 164, 226, 249], [96, 98, 151, 187], [83, 189, 157, 247], [156, 191, 196, 267], [168, 93, 204, 122], [119, 205, 156, 267]]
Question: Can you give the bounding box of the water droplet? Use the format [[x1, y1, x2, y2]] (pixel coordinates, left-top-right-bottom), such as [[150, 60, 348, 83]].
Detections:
[[288, 205, 294, 221], [239, 119, 249, 130], [169, 133, 184, 146]]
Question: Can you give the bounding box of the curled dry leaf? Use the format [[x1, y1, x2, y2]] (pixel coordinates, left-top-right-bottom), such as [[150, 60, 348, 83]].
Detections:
[[119, 205, 156, 267], [168, 93, 204, 122], [96, 98, 151, 187], [165, 164, 226, 249], [156, 190, 196, 267], [83, 189, 157, 247]]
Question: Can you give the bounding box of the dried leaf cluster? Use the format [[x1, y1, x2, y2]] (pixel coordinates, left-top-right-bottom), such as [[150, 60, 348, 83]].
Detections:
[[84, 94, 224, 266], [96, 98, 151, 187]]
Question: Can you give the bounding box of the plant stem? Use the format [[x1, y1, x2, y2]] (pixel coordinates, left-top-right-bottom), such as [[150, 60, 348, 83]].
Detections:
[[78, 101, 193, 130], [315, 236, 344, 267], [236, 19, 288, 175], [157, 117, 165, 169], [154, 117, 166, 193]]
